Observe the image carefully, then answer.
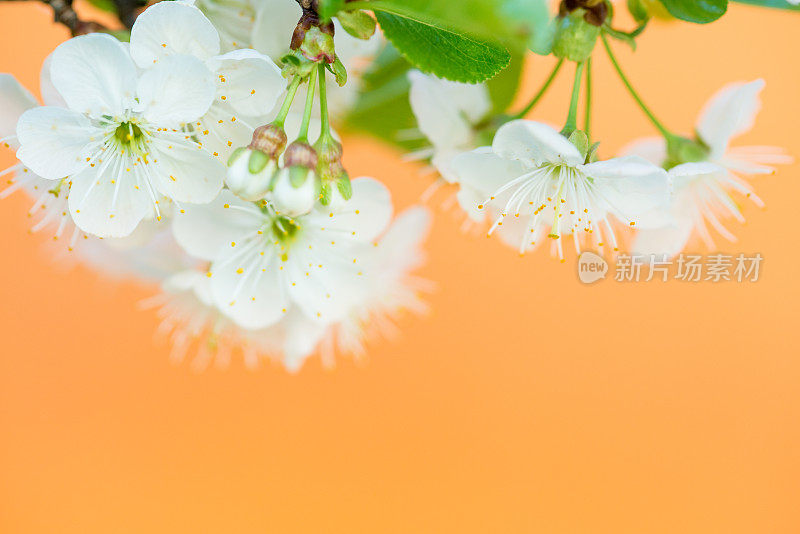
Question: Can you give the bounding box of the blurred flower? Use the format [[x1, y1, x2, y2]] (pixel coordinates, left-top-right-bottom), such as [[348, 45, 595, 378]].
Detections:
[[407, 70, 491, 183], [452, 120, 670, 259], [152, 205, 431, 373], [624, 80, 792, 257]]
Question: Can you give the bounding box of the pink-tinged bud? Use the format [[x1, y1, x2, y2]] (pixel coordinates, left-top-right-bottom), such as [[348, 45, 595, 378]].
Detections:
[[248, 124, 287, 159]]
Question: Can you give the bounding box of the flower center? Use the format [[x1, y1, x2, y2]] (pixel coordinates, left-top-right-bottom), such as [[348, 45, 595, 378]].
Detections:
[[112, 120, 150, 157]]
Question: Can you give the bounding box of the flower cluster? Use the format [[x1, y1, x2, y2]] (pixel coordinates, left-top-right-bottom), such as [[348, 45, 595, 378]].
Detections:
[[1, 0, 428, 372], [0, 0, 794, 372], [408, 50, 790, 263]]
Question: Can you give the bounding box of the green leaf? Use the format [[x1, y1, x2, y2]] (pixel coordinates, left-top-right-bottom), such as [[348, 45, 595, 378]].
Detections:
[[374, 12, 510, 83], [501, 0, 555, 55], [343, 44, 425, 151], [656, 0, 728, 22], [486, 50, 523, 113], [732, 0, 800, 9], [347, 0, 511, 41], [86, 0, 117, 13], [318, 0, 345, 22]]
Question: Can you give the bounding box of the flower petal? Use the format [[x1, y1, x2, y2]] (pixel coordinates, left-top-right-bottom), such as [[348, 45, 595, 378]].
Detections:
[[581, 155, 670, 221], [149, 136, 224, 203], [39, 53, 66, 107], [210, 252, 289, 329], [251, 0, 300, 59], [50, 33, 137, 117], [206, 49, 284, 117], [408, 70, 487, 149], [137, 55, 215, 126], [129, 0, 220, 67], [281, 314, 326, 373], [632, 218, 694, 259], [196, 101, 254, 161], [492, 120, 583, 166], [172, 189, 262, 261], [451, 148, 528, 200], [16, 106, 102, 179], [0, 74, 37, 147], [307, 177, 393, 243], [285, 250, 358, 323], [618, 136, 667, 165], [68, 167, 153, 238], [696, 79, 764, 159]]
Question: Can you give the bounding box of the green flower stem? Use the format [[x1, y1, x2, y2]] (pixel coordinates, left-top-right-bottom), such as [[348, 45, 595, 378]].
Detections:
[[316, 63, 335, 145], [297, 66, 318, 142], [584, 57, 593, 140], [601, 34, 676, 142], [272, 75, 303, 129], [561, 61, 584, 137], [513, 58, 564, 119]]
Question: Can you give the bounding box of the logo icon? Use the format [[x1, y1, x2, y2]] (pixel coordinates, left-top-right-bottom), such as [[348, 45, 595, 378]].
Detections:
[[577, 251, 608, 284]]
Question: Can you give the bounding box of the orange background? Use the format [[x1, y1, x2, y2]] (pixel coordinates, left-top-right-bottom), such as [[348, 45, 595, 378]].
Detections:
[[1, 2, 799, 532]]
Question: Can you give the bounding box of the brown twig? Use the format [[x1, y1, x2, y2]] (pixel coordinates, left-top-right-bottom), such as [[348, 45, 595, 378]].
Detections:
[[0, 0, 107, 35]]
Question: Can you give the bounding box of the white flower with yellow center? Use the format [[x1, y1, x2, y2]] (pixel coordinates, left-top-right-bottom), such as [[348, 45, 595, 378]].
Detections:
[[452, 120, 671, 259], [624, 80, 792, 257], [14, 1, 284, 239], [172, 177, 392, 329]]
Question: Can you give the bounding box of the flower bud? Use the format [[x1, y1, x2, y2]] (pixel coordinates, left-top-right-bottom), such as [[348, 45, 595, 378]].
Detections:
[[314, 139, 351, 205], [552, 10, 600, 62], [248, 124, 287, 158], [271, 167, 317, 216], [271, 141, 319, 216], [226, 148, 278, 201], [300, 26, 336, 64], [337, 9, 377, 40]]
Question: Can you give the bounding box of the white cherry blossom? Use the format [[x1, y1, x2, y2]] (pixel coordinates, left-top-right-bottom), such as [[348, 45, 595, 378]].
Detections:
[[131, 1, 285, 161], [172, 177, 393, 329], [407, 70, 491, 182], [15, 32, 222, 238], [452, 120, 671, 259], [150, 205, 430, 373], [624, 80, 792, 257]]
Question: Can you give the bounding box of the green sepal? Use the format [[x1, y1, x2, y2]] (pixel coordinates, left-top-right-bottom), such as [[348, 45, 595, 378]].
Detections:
[[289, 166, 310, 187], [586, 141, 601, 163], [319, 180, 333, 205], [627, 0, 651, 22], [568, 129, 589, 159], [331, 56, 348, 87], [336, 174, 353, 201], [227, 146, 246, 166], [248, 150, 270, 174]]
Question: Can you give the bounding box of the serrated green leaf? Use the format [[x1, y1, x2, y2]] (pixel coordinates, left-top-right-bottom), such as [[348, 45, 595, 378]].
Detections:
[[374, 12, 510, 83], [346, 0, 510, 41], [657, 0, 728, 22], [732, 0, 800, 9]]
